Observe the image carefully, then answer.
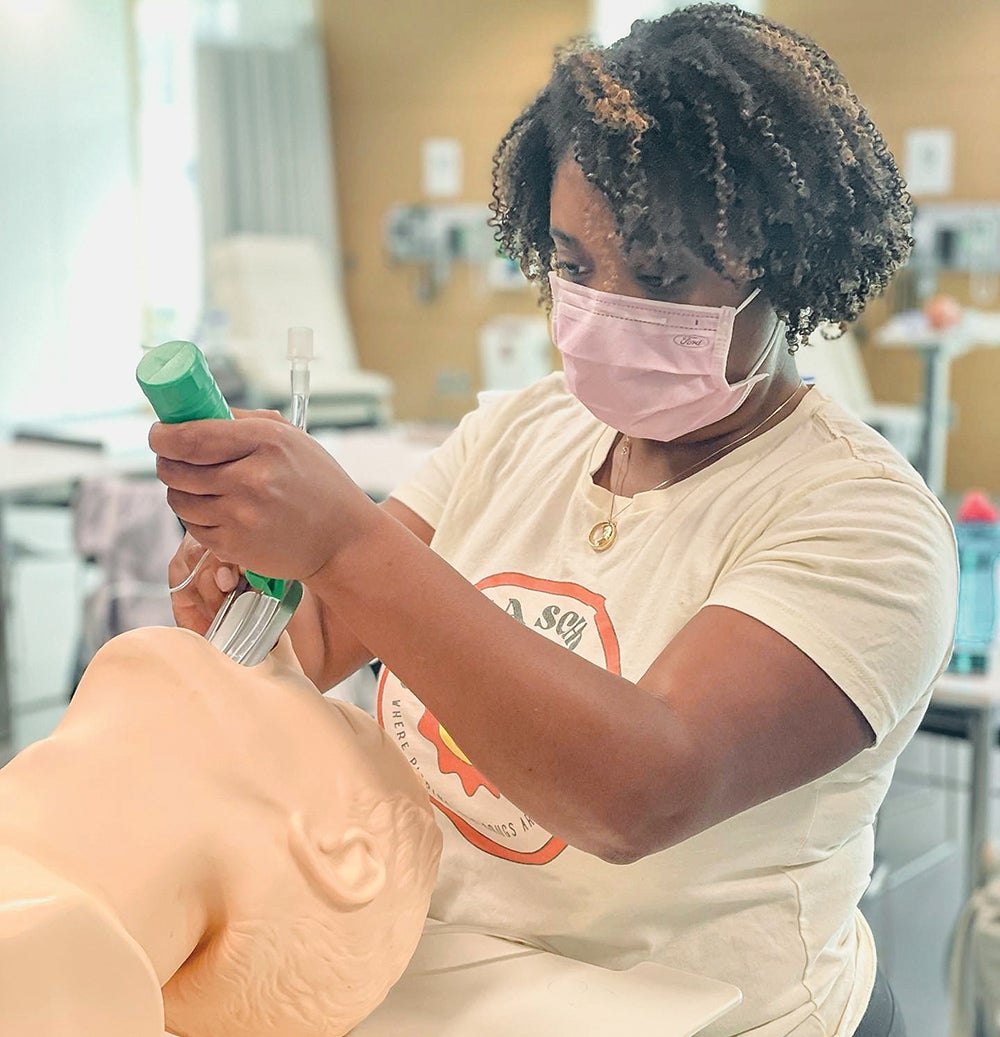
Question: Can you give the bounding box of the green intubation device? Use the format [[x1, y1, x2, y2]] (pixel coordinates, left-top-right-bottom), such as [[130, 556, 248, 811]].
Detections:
[[137, 340, 303, 665], [136, 340, 286, 600]]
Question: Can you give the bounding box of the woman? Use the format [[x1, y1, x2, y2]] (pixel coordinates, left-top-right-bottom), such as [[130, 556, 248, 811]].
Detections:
[[151, 6, 956, 1035]]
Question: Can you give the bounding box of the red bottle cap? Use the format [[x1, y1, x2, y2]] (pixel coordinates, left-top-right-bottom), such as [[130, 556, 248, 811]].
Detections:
[[957, 490, 999, 523]]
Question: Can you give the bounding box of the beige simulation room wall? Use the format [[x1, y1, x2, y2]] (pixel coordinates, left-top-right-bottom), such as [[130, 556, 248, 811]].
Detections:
[[768, 0, 1000, 493], [320, 0, 588, 425]]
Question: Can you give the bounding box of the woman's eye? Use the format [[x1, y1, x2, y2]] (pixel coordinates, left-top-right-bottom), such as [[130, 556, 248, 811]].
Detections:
[[637, 274, 667, 289], [554, 259, 585, 278], [637, 273, 688, 294]]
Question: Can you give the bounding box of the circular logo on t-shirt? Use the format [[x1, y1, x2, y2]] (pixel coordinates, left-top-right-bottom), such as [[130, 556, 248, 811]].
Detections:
[[377, 572, 620, 865]]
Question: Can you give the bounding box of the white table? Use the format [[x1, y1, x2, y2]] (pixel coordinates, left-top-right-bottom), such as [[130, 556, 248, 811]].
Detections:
[[311, 425, 444, 500], [912, 669, 1000, 1037], [920, 669, 1000, 897], [352, 923, 742, 1037], [8, 418, 445, 501], [163, 923, 741, 1037]]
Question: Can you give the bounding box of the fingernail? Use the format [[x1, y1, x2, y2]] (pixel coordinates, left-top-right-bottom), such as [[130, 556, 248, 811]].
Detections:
[[216, 568, 238, 593]]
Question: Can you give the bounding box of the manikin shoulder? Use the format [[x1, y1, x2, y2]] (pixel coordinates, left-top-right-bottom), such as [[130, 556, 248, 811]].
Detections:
[[0, 846, 164, 1036]]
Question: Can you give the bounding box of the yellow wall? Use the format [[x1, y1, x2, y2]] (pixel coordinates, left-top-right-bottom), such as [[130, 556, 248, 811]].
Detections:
[[767, 0, 1000, 493], [321, 1, 588, 423]]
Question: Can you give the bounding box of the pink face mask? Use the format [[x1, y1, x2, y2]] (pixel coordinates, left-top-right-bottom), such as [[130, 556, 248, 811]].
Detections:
[[549, 271, 771, 442]]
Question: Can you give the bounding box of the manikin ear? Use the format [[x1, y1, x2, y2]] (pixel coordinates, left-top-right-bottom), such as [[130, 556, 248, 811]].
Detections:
[[288, 812, 387, 910]]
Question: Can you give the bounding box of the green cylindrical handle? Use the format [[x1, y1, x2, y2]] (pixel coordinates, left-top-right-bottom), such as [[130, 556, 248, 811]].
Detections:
[[136, 340, 232, 423], [137, 340, 286, 600]]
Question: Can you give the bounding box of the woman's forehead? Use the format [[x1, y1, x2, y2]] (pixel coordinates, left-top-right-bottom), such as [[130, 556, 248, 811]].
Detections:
[[549, 160, 699, 267], [549, 157, 615, 227]]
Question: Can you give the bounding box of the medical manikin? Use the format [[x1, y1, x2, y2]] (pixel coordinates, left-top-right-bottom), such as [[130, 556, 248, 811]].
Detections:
[[0, 626, 442, 1037]]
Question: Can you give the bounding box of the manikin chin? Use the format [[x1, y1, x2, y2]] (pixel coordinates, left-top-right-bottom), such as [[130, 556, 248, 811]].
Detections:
[[0, 626, 442, 1037]]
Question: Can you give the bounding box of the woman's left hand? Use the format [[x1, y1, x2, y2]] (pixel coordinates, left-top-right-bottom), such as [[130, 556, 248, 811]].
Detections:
[[149, 411, 375, 581]]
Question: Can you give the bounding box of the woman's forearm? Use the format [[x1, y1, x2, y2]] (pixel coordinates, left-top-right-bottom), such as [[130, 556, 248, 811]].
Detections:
[[285, 587, 374, 691], [305, 505, 692, 862], [285, 498, 434, 691]]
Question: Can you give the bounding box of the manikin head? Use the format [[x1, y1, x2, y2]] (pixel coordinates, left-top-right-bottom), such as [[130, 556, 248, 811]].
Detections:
[[0, 626, 441, 1037], [159, 633, 441, 1037]]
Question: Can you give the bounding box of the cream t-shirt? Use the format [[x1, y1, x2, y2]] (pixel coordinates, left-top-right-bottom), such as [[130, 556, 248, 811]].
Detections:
[[378, 374, 957, 1037]]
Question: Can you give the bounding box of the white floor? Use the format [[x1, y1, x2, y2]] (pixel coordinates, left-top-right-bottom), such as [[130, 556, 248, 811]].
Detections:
[[1, 503, 996, 1036]]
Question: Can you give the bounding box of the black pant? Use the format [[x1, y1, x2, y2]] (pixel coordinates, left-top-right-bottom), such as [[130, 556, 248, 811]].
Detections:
[[853, 969, 905, 1037]]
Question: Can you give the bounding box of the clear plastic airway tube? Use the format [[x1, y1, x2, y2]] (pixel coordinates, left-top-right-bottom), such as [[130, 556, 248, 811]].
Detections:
[[287, 326, 313, 432]]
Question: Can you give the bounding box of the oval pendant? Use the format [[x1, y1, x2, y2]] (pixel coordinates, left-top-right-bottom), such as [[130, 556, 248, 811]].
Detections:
[[588, 520, 618, 552]]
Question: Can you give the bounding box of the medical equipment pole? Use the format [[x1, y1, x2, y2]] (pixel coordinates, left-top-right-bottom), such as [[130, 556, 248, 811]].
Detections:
[[917, 340, 952, 498]]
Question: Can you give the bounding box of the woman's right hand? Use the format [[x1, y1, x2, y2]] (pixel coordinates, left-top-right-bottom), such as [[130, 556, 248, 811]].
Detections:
[[167, 532, 242, 635]]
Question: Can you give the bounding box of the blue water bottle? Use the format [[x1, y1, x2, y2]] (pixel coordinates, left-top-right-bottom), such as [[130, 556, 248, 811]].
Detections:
[[949, 491, 1000, 675]]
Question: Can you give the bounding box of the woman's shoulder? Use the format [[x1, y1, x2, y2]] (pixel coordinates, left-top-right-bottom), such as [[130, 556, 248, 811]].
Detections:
[[793, 388, 932, 487], [772, 387, 954, 541]]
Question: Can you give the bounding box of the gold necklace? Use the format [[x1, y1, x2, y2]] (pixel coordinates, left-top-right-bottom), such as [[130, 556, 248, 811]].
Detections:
[[587, 384, 806, 552]]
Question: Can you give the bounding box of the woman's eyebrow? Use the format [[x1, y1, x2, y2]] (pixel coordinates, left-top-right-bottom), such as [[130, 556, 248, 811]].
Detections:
[[550, 226, 580, 246]]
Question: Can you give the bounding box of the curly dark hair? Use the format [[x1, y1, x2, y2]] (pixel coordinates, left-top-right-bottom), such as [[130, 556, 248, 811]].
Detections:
[[490, 3, 913, 350]]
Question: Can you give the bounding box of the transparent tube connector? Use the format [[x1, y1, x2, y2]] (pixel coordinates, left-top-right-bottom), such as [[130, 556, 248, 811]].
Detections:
[[287, 326, 314, 432]]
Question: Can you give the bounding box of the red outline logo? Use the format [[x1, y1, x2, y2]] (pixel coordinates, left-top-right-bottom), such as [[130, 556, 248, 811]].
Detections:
[[416, 708, 501, 799], [378, 572, 620, 866]]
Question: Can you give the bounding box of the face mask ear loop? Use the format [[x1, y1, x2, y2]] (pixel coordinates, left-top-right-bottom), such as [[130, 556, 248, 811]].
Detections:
[[734, 286, 761, 316], [734, 292, 781, 384]]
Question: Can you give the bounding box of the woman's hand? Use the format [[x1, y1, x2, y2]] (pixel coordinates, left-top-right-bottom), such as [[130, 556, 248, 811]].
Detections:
[[149, 410, 375, 583], [167, 532, 241, 635]]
